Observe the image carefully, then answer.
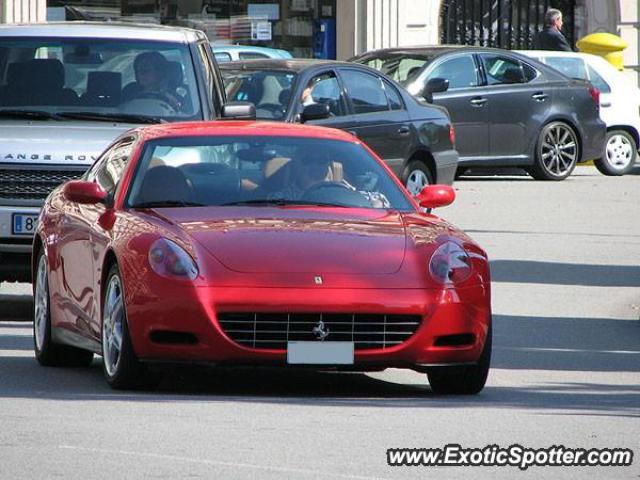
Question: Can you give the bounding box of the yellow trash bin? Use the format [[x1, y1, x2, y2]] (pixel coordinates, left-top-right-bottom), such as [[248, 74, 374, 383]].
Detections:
[[576, 32, 627, 71]]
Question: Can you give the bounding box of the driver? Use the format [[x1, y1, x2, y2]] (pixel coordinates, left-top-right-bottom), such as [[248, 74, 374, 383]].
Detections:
[[122, 51, 181, 110], [266, 150, 332, 201]]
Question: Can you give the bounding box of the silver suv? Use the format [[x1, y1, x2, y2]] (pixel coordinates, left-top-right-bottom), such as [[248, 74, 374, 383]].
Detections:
[[0, 22, 228, 281]]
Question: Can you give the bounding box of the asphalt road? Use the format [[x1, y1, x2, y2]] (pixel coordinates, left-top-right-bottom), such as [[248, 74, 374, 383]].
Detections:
[[0, 166, 638, 479]]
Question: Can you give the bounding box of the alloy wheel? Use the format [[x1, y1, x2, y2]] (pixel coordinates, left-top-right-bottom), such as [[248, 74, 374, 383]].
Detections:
[[539, 124, 578, 177], [605, 133, 634, 171], [34, 254, 48, 352], [102, 275, 124, 377], [406, 169, 430, 196]]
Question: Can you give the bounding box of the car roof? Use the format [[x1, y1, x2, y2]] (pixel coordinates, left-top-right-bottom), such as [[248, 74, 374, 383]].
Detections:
[[137, 120, 359, 143], [356, 44, 522, 59], [218, 58, 362, 72], [213, 45, 286, 53], [0, 21, 205, 43]]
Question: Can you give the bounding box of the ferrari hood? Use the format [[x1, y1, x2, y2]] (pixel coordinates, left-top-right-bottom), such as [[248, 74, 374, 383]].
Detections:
[[159, 208, 407, 274]]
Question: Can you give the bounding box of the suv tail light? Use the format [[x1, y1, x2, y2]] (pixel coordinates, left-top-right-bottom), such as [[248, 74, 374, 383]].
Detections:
[[449, 124, 455, 146], [588, 85, 600, 106]]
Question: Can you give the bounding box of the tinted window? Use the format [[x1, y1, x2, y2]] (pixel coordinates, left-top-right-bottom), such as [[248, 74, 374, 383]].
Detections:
[[239, 52, 269, 60], [428, 55, 478, 89], [0, 38, 201, 120], [545, 57, 587, 80], [222, 68, 296, 120], [383, 79, 404, 110], [341, 70, 388, 114], [302, 72, 345, 117], [482, 55, 535, 85], [362, 55, 431, 86], [127, 136, 413, 210], [586, 65, 611, 93]]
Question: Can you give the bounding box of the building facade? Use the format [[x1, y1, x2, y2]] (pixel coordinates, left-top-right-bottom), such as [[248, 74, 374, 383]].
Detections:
[[1, 0, 639, 80]]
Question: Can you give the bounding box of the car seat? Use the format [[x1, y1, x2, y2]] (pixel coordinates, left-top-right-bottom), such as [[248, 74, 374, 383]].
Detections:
[[83, 71, 122, 107], [136, 165, 195, 205]]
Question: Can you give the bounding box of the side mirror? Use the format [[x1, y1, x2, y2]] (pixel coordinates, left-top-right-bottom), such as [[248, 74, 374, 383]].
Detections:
[[300, 103, 330, 123], [63, 181, 109, 205], [221, 101, 256, 120], [416, 185, 455, 209], [422, 77, 449, 103]]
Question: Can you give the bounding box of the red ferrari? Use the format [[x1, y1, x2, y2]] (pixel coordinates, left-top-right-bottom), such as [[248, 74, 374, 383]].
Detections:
[[32, 121, 492, 394]]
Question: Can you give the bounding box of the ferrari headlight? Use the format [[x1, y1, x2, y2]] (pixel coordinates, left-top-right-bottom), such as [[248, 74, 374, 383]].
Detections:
[[148, 238, 198, 280], [429, 241, 472, 284]]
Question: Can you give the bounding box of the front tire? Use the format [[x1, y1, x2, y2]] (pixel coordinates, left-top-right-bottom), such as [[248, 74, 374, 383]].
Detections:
[[594, 130, 637, 176], [427, 325, 492, 395], [402, 160, 433, 196], [102, 264, 155, 390], [528, 122, 579, 181], [33, 250, 94, 367]]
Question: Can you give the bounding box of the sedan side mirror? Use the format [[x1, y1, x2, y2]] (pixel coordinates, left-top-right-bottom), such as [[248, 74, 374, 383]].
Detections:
[[221, 101, 256, 120], [422, 77, 450, 103], [63, 181, 109, 205], [416, 185, 455, 209], [300, 103, 330, 123]]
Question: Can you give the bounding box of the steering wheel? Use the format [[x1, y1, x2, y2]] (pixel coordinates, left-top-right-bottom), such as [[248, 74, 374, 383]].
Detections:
[[302, 181, 370, 208], [256, 103, 286, 119]]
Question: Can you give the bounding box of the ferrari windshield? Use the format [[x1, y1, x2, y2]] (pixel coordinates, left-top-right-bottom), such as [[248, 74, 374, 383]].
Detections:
[[127, 136, 413, 210], [0, 38, 202, 122]]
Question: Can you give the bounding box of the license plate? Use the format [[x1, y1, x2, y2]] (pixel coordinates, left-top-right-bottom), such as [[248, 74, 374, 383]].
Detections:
[[287, 341, 354, 365], [12, 213, 39, 235]]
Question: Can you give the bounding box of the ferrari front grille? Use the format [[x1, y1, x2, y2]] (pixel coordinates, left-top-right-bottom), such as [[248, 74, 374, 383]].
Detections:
[[217, 312, 422, 351], [0, 168, 84, 200]]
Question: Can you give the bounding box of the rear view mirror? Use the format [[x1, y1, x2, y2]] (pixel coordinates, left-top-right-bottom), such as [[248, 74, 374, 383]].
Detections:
[[63, 181, 108, 204], [416, 185, 455, 209], [300, 103, 330, 123], [221, 102, 256, 120], [422, 77, 449, 103]]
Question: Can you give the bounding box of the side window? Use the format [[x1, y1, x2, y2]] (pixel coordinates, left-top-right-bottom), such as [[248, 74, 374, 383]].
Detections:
[[341, 69, 389, 114], [214, 52, 232, 62], [301, 72, 345, 117], [481, 55, 535, 85], [428, 55, 479, 89], [239, 52, 269, 60], [87, 136, 135, 195], [586, 65, 611, 94], [382, 79, 404, 110], [545, 57, 587, 80]]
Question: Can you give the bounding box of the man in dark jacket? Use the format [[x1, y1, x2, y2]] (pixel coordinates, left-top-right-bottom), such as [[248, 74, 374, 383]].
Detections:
[[534, 8, 573, 51]]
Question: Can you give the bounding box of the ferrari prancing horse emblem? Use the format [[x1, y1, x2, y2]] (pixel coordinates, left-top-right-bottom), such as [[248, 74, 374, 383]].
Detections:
[[314, 275, 323, 285]]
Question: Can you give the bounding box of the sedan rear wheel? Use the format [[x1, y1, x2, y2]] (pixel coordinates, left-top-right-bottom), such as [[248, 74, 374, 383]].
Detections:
[[528, 122, 579, 181], [102, 264, 155, 389], [34, 249, 93, 367], [594, 130, 636, 176], [403, 160, 433, 196], [426, 325, 492, 395]]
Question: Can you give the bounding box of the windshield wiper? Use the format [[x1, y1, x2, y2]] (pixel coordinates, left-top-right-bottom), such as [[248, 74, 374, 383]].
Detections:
[[58, 111, 166, 124], [0, 109, 64, 121], [221, 199, 349, 207], [132, 200, 205, 209]]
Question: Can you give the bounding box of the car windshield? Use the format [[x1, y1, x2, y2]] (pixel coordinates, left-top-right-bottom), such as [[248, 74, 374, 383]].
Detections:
[[127, 136, 413, 211], [221, 68, 296, 120], [360, 54, 432, 86], [0, 38, 202, 122]]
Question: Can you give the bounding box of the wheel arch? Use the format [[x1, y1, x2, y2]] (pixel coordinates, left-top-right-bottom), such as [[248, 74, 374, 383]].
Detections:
[[535, 116, 583, 160], [31, 234, 44, 293], [404, 148, 437, 183], [606, 125, 639, 149], [100, 249, 119, 316]]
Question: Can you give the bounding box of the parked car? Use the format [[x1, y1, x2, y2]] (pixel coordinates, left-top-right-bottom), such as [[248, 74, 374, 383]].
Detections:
[[0, 22, 245, 282], [33, 120, 492, 394], [212, 44, 293, 62], [351, 46, 606, 181], [519, 50, 640, 176], [220, 59, 458, 193]]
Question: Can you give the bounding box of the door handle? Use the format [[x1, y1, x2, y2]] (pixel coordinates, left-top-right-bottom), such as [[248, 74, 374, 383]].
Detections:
[[397, 126, 411, 136], [600, 101, 612, 108], [470, 97, 487, 107], [532, 92, 548, 101]]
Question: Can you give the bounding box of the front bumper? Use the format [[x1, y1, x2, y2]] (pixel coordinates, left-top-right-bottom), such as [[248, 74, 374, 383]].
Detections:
[[126, 283, 491, 371], [0, 206, 38, 281]]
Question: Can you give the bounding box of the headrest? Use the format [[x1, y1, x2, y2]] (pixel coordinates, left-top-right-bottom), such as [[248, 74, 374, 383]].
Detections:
[[86, 71, 122, 97], [23, 59, 65, 89]]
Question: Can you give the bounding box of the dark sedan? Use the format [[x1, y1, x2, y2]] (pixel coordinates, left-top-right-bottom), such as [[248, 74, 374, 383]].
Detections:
[[351, 46, 606, 180], [220, 59, 458, 194]]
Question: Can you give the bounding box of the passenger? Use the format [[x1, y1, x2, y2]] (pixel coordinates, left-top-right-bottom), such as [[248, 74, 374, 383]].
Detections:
[[122, 51, 181, 109]]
